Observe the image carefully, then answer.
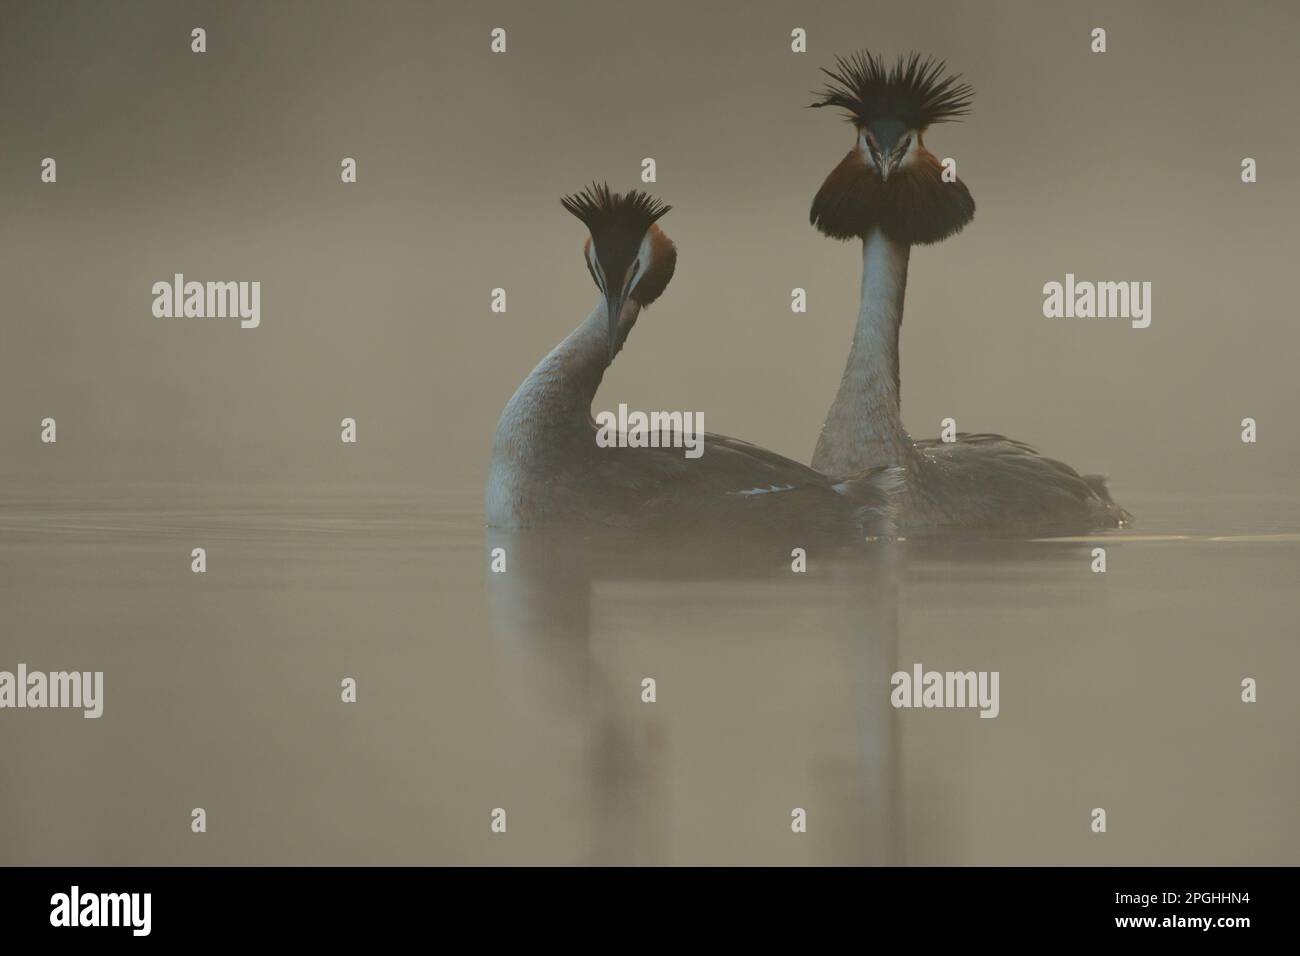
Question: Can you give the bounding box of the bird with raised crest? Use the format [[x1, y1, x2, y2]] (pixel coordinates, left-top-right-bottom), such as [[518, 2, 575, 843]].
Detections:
[[807, 51, 1130, 535], [486, 183, 902, 538]]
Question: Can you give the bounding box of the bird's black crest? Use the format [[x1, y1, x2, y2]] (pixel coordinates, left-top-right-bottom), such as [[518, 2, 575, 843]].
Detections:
[[811, 51, 973, 129], [562, 183, 673, 302], [560, 183, 671, 240]]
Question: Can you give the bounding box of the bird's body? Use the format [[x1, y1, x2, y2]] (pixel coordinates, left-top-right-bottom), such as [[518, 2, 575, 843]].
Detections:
[[811, 225, 1127, 534], [808, 53, 1129, 534], [487, 185, 899, 539], [907, 434, 1127, 536]]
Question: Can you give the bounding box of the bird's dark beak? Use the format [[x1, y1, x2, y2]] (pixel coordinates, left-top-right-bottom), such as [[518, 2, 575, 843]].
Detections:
[[604, 292, 625, 363]]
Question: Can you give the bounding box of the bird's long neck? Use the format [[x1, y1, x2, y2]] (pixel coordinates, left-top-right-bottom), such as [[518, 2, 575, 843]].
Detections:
[[492, 299, 640, 455], [812, 227, 916, 475]]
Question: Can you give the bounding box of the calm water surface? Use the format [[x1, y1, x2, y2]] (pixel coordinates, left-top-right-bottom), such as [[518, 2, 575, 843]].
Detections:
[[1, 480, 1296, 865]]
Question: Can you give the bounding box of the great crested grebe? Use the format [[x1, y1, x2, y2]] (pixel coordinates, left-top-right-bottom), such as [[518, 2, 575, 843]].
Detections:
[[486, 183, 901, 537], [807, 52, 1130, 534]]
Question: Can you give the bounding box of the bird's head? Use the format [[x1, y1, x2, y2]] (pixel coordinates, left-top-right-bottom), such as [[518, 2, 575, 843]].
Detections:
[[561, 183, 677, 362], [809, 51, 975, 244]]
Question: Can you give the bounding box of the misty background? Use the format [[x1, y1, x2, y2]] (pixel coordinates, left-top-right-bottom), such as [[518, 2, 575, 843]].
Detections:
[[2, 0, 1297, 498]]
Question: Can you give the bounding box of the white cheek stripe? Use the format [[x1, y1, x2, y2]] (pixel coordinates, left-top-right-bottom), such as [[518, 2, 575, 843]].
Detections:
[[859, 130, 919, 171], [631, 231, 654, 291], [590, 230, 657, 299]]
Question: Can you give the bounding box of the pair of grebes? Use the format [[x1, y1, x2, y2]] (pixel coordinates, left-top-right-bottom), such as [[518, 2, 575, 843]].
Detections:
[[487, 52, 1130, 539]]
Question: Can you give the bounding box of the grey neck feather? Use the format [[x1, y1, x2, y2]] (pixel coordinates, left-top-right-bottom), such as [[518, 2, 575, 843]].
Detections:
[[493, 298, 640, 457], [486, 297, 641, 526], [811, 227, 917, 476]]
